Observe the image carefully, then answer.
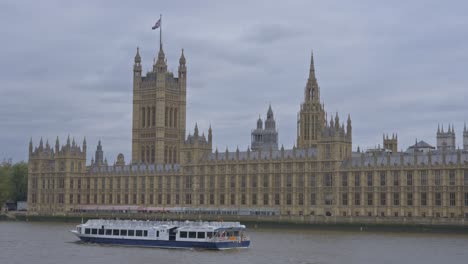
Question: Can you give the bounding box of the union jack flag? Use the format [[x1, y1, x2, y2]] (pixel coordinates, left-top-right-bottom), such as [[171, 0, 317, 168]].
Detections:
[[152, 19, 161, 30]]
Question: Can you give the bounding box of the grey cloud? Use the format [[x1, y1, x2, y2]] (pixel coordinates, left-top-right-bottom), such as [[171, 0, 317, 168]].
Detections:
[[1, 0, 468, 162]]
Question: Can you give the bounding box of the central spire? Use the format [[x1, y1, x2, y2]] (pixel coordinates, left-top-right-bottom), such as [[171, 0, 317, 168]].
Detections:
[[304, 50, 320, 103]]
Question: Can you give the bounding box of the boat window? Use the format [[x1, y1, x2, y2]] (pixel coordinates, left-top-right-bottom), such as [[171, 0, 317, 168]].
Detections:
[[98, 229, 104, 235], [233, 231, 239, 236], [128, 230, 135, 236], [120, 230, 127, 236], [105, 229, 112, 235], [136, 230, 143, 237], [113, 229, 119, 236], [85, 228, 91, 235], [207, 232, 213, 238], [180, 231, 187, 238], [188, 232, 197, 238], [156, 231, 159, 237], [91, 229, 98, 235], [144, 230, 148, 237], [197, 232, 205, 239]]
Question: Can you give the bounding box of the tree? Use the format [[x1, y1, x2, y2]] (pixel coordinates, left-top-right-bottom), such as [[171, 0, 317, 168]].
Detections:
[[0, 164, 12, 208], [0, 161, 28, 209]]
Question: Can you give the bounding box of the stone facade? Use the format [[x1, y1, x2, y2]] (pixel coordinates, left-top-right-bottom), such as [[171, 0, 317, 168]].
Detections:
[[27, 42, 468, 221]]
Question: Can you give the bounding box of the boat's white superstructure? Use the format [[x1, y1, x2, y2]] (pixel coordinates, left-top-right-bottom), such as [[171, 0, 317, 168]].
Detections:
[[71, 219, 250, 250]]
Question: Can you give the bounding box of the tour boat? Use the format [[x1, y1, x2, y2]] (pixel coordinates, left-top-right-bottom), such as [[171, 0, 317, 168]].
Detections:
[[70, 219, 250, 250]]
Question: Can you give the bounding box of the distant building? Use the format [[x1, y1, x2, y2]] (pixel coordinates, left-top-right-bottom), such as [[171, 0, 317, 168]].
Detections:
[[406, 140, 436, 154], [27, 34, 468, 222]]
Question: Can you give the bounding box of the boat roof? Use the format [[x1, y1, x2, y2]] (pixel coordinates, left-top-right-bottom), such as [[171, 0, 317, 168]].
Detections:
[[80, 219, 246, 230]]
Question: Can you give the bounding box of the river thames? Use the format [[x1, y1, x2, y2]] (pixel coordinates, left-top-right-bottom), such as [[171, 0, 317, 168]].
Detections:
[[1, 221, 468, 264]]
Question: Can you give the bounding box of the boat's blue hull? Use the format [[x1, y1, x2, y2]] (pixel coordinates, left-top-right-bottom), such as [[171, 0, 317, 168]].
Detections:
[[78, 235, 250, 250]]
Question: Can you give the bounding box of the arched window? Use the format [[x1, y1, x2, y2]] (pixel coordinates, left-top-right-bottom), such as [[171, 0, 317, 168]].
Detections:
[[169, 108, 173, 127], [168, 147, 172, 164], [142, 107, 146, 128], [147, 107, 151, 127], [146, 146, 150, 164]]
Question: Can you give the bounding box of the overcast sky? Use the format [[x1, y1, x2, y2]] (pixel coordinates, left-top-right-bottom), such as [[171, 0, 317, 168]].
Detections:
[[1, 0, 468, 163]]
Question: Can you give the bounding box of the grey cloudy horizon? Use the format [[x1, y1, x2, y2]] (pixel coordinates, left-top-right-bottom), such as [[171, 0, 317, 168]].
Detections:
[[1, 0, 468, 163]]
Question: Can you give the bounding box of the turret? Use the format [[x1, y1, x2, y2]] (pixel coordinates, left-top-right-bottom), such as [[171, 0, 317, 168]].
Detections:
[[464, 122, 468, 150], [55, 136, 59, 153], [134, 47, 142, 75], [154, 42, 167, 73], [257, 116, 263, 129], [95, 140, 104, 165], [29, 138, 33, 154], [82, 137, 87, 154], [194, 123, 199, 137], [347, 114, 352, 139]]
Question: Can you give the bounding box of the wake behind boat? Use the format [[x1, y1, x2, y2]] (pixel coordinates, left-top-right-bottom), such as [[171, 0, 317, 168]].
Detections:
[[70, 219, 250, 250]]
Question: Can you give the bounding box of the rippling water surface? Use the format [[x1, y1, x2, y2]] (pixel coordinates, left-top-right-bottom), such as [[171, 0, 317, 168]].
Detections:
[[1, 221, 468, 264]]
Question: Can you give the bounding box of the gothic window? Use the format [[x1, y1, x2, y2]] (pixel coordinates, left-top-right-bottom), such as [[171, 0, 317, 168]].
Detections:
[[450, 192, 456, 206], [198, 194, 204, 205], [380, 193, 386, 206], [152, 107, 156, 126], [230, 194, 236, 205], [165, 107, 168, 127], [435, 192, 441, 206], [147, 107, 151, 127], [168, 108, 172, 127], [173, 148, 177, 163], [231, 176, 236, 188], [341, 173, 348, 187], [342, 193, 348, 206], [174, 108, 177, 128], [309, 174, 316, 187], [252, 194, 257, 205], [151, 146, 155, 163], [367, 172, 373, 186], [298, 193, 304, 205], [449, 170, 456, 186], [141, 149, 145, 163], [142, 107, 146, 127], [324, 173, 332, 187], [324, 193, 333, 205], [393, 192, 400, 206], [310, 193, 316, 206], [421, 192, 427, 206], [164, 146, 168, 164], [406, 171, 413, 186], [263, 193, 269, 205], [407, 193, 413, 206], [465, 170, 468, 186], [380, 172, 386, 186], [354, 192, 360, 206], [435, 170, 442, 185], [420, 170, 428, 186], [354, 172, 361, 187], [393, 171, 399, 186], [367, 193, 373, 206]]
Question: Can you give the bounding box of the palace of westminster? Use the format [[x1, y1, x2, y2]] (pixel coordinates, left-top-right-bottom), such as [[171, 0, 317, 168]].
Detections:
[[27, 37, 468, 221]]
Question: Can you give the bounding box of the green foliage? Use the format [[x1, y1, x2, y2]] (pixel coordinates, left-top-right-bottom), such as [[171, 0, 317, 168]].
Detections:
[[0, 161, 28, 208]]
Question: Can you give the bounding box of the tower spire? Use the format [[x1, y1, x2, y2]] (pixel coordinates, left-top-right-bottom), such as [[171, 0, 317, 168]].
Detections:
[[309, 50, 315, 78]]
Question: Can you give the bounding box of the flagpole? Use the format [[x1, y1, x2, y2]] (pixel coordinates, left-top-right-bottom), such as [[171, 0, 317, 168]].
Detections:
[[159, 14, 162, 49]]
